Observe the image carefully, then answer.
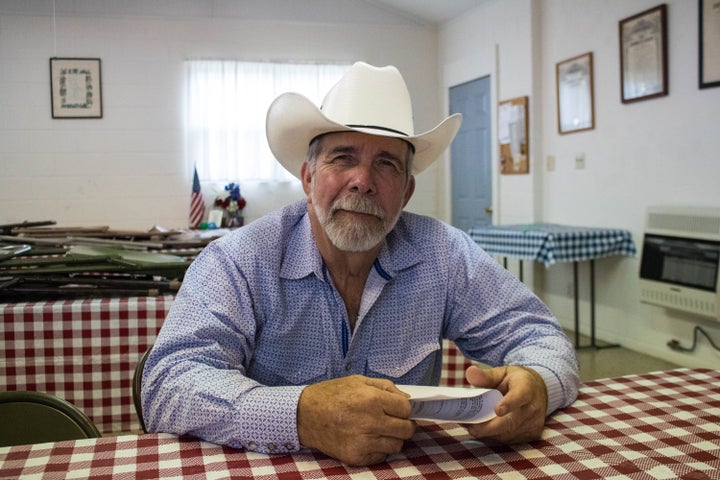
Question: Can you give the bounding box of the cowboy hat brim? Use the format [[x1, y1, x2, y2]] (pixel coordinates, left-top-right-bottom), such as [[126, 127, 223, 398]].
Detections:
[[266, 92, 462, 179]]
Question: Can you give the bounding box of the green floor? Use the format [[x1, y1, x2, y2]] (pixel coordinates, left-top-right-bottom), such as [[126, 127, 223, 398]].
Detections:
[[571, 332, 680, 382]]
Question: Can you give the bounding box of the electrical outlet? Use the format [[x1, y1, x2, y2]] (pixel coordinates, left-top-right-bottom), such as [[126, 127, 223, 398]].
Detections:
[[575, 153, 586, 169], [546, 155, 556, 171]]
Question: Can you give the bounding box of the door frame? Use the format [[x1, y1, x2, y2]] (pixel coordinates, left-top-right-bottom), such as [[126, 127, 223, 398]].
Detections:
[[440, 45, 499, 225]]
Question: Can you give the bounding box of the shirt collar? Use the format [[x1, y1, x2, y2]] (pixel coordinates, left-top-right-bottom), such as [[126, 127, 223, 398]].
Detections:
[[375, 216, 423, 276], [280, 211, 325, 280]]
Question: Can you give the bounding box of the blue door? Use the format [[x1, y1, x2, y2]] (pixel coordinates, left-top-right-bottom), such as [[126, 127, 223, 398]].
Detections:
[[449, 76, 492, 231]]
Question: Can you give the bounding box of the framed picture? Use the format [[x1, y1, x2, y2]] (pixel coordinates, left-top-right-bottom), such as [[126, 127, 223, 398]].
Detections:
[[50, 58, 103, 118], [619, 4, 668, 103], [498, 96, 529, 174], [556, 52, 594, 135], [699, 0, 720, 89]]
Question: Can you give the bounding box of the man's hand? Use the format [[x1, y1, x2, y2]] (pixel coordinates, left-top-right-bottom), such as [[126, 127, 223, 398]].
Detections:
[[463, 365, 548, 444], [297, 375, 416, 466]]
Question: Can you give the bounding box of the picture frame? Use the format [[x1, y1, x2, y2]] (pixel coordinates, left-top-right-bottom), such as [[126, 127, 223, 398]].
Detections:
[[498, 96, 529, 174], [619, 4, 668, 103], [699, 0, 720, 89], [50, 57, 103, 118], [556, 52, 594, 135]]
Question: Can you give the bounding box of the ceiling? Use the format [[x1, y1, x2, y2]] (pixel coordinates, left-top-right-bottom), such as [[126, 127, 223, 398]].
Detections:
[[364, 0, 487, 26], [0, 0, 487, 26]]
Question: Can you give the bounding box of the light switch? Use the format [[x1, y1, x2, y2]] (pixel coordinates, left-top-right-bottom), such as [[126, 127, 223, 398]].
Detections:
[[575, 153, 585, 169], [546, 155, 556, 171]]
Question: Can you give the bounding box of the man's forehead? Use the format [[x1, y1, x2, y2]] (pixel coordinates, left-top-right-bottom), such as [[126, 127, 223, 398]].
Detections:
[[321, 131, 410, 154]]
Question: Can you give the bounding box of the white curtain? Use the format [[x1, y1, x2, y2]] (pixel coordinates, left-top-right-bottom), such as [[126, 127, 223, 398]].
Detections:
[[186, 61, 349, 183]]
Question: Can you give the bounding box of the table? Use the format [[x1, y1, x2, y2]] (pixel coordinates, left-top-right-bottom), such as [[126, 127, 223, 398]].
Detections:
[[0, 296, 172, 434], [468, 223, 636, 349], [1, 368, 717, 479], [0, 297, 470, 435]]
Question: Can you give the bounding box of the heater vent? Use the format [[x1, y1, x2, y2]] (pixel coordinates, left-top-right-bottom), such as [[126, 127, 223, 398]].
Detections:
[[646, 206, 720, 240], [640, 206, 720, 321], [640, 287, 717, 317], [647, 213, 720, 236]]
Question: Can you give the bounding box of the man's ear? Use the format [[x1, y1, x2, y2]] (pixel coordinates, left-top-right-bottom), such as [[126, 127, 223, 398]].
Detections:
[[301, 162, 312, 195], [402, 175, 415, 208]]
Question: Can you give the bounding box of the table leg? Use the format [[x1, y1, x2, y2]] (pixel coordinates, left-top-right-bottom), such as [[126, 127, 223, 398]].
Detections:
[[576, 260, 621, 350], [501, 257, 523, 283], [574, 262, 580, 348], [590, 259, 595, 346], [591, 259, 621, 349]]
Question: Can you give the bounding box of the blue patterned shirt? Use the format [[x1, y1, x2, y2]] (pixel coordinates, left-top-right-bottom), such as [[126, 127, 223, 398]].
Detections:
[[142, 200, 579, 454]]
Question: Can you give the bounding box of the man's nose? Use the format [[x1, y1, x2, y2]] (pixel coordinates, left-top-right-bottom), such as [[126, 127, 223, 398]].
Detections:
[[348, 163, 376, 194]]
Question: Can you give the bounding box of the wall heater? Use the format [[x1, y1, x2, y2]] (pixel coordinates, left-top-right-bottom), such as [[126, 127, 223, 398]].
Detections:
[[639, 206, 720, 321]]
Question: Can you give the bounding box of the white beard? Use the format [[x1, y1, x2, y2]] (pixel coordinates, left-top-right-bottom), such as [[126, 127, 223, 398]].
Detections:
[[313, 193, 397, 252]]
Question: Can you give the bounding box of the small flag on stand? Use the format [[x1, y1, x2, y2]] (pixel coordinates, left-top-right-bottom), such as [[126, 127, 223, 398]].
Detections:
[[189, 166, 205, 229]]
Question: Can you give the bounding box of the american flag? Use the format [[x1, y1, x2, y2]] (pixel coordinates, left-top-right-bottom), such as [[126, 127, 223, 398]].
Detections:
[[189, 166, 205, 228]]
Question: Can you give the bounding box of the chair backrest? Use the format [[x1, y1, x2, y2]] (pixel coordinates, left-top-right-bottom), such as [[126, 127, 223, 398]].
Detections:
[[0, 391, 101, 447], [132, 347, 152, 433]]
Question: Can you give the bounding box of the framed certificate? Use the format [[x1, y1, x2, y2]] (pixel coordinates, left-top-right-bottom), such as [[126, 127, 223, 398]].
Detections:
[[619, 4, 668, 103], [700, 0, 720, 89], [50, 57, 103, 118], [556, 52, 594, 135]]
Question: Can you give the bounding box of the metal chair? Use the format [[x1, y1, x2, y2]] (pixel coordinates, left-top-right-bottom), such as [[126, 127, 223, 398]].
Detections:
[[132, 347, 152, 433], [0, 391, 101, 447]]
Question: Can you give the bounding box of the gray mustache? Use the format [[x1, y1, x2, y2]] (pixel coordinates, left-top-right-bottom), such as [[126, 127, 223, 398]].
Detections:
[[331, 196, 385, 219]]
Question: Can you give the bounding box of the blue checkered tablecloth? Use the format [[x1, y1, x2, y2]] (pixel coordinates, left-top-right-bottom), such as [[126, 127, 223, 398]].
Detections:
[[467, 223, 636, 266]]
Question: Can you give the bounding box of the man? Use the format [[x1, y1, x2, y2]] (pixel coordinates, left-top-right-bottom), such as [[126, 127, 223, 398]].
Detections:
[[142, 62, 579, 466]]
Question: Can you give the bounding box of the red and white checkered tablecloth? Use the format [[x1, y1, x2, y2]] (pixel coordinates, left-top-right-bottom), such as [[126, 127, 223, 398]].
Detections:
[[0, 296, 173, 434], [439, 339, 476, 387], [1, 298, 471, 434], [2, 368, 718, 479]]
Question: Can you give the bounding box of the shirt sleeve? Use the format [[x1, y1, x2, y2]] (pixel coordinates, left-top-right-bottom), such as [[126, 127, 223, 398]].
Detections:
[[141, 241, 304, 454], [529, 366, 569, 415], [446, 233, 580, 414], [236, 385, 305, 453]]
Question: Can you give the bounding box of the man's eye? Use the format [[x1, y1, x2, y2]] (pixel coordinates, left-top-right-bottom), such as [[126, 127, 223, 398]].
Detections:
[[379, 159, 402, 172]]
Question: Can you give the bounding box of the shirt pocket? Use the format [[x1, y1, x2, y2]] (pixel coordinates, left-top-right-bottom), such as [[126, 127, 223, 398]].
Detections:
[[366, 340, 441, 384], [249, 339, 330, 386]]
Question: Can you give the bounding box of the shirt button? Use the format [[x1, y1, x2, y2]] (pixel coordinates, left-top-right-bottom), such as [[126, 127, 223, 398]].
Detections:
[[267, 443, 277, 452], [247, 441, 257, 451], [284, 442, 296, 451], [345, 364, 351, 372]]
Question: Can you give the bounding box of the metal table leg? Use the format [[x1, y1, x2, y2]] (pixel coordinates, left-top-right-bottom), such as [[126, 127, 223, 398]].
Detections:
[[574, 262, 580, 348], [576, 260, 620, 350], [519, 260, 524, 282]]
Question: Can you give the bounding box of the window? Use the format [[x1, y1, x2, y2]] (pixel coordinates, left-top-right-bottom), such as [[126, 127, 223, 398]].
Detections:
[[186, 61, 349, 183]]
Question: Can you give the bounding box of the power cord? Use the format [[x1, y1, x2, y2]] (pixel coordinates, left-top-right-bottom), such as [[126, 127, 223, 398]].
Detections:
[[667, 325, 720, 352]]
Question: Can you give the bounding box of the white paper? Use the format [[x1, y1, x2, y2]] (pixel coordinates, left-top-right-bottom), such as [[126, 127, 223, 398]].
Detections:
[[397, 385, 503, 424]]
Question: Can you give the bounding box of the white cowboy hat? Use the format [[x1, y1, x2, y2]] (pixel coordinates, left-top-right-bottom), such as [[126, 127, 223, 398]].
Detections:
[[266, 61, 462, 179]]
